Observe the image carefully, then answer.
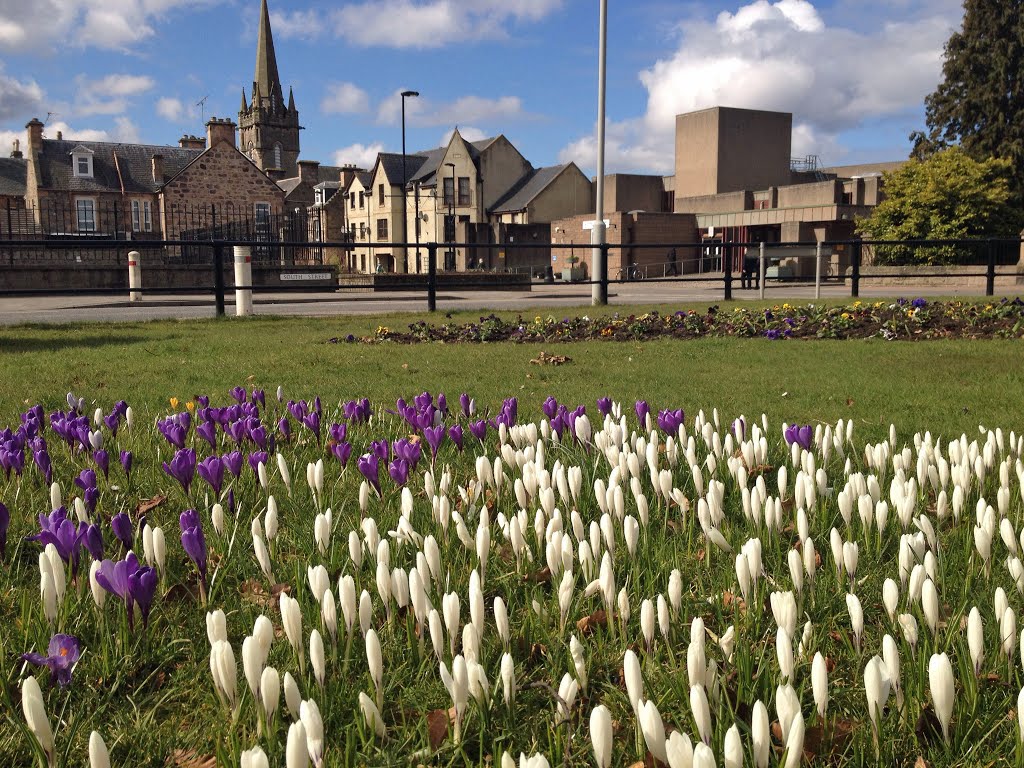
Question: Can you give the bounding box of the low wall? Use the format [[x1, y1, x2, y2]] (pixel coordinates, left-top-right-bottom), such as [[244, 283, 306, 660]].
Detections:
[[851, 264, 1024, 288], [337, 272, 531, 292], [0, 263, 339, 293]]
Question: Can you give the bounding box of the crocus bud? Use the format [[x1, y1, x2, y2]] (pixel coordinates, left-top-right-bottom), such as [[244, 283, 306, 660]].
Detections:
[[22, 676, 54, 764], [284, 672, 302, 720], [241, 747, 270, 768], [751, 699, 769, 768], [358, 691, 386, 738], [638, 699, 668, 765], [929, 653, 954, 744], [589, 704, 612, 768], [812, 652, 828, 719], [261, 666, 280, 721], [89, 731, 110, 768], [286, 721, 309, 768], [309, 630, 326, 688]]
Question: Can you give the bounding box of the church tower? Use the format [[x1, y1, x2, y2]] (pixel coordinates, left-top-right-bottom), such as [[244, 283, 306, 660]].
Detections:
[[238, 0, 301, 179]]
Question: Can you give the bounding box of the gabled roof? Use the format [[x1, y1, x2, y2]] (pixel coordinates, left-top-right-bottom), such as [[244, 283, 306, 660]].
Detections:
[[375, 152, 430, 186], [408, 147, 447, 185], [489, 164, 571, 214], [36, 139, 202, 193], [0, 157, 27, 196]]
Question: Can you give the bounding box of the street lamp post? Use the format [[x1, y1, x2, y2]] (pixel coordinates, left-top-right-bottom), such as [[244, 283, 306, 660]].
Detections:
[[445, 162, 455, 269], [400, 90, 419, 274], [592, 0, 608, 305]]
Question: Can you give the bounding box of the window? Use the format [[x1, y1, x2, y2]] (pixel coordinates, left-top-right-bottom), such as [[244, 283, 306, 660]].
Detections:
[[359, 191, 365, 209], [376, 218, 388, 240], [458, 177, 470, 206], [443, 177, 454, 207], [72, 149, 94, 178], [131, 200, 152, 232], [314, 189, 324, 205], [378, 184, 385, 205], [359, 222, 366, 240], [273, 143, 282, 169], [76, 199, 96, 232], [255, 202, 272, 221]]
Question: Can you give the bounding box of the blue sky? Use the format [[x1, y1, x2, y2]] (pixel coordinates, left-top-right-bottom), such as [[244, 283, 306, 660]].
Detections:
[[0, 0, 966, 176]]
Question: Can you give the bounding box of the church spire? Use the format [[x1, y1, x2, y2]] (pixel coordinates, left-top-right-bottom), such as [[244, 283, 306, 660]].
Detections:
[[253, 0, 284, 112]]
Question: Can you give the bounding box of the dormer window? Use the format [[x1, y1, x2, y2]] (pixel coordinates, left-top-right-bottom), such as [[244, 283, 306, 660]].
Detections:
[[314, 188, 324, 205], [70, 146, 94, 178]]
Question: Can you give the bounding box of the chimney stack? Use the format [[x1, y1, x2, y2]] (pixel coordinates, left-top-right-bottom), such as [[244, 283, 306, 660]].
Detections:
[[26, 118, 44, 155], [339, 164, 359, 187], [179, 135, 205, 150], [10, 139, 22, 159], [152, 154, 165, 184], [297, 159, 319, 185], [205, 117, 237, 149]]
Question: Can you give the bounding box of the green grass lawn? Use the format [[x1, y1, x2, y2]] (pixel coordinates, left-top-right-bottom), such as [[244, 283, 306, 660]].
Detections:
[[0, 309, 1022, 768]]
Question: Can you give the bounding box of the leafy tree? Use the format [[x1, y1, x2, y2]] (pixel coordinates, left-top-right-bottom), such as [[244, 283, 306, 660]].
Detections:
[[910, 0, 1024, 196], [856, 147, 1023, 264]]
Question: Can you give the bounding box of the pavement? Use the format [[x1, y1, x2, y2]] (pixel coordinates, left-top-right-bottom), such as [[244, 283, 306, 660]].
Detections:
[[0, 280, 1020, 325]]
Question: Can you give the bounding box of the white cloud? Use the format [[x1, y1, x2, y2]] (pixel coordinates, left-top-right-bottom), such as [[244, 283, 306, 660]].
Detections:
[[321, 82, 370, 115], [559, 0, 961, 174], [74, 73, 155, 116], [0, 68, 43, 120], [331, 0, 564, 49], [440, 126, 487, 145], [332, 142, 385, 169], [377, 90, 527, 127], [0, 0, 208, 52], [156, 97, 190, 122], [270, 9, 325, 40], [41, 120, 112, 142], [112, 116, 140, 143]]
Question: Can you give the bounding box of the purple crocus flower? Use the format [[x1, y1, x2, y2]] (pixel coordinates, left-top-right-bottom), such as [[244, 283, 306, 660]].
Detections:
[[82, 523, 103, 560], [448, 424, 464, 451], [33, 447, 52, 485], [251, 389, 265, 408], [110, 512, 133, 551], [196, 395, 210, 408], [596, 397, 612, 418], [657, 408, 685, 436], [278, 417, 291, 442], [329, 423, 348, 444], [162, 448, 197, 495], [423, 425, 445, 459], [31, 509, 85, 575], [459, 393, 474, 417], [21, 634, 81, 688], [330, 441, 352, 467], [301, 412, 321, 444], [230, 386, 247, 403], [469, 420, 487, 443], [128, 566, 157, 628], [388, 458, 410, 486], [120, 450, 133, 481], [196, 421, 217, 449], [357, 454, 381, 494], [635, 400, 650, 427], [93, 449, 110, 479], [248, 451, 269, 478], [0, 501, 8, 558], [250, 423, 268, 450], [542, 396, 559, 420], [179, 509, 208, 591], [393, 438, 422, 467], [74, 469, 97, 494], [157, 418, 186, 449], [370, 439, 390, 462], [436, 393, 448, 415], [103, 412, 121, 435], [197, 456, 225, 498], [784, 424, 814, 451], [222, 451, 243, 478]]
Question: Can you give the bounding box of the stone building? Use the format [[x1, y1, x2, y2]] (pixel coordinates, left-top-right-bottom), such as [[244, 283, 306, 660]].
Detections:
[[238, 0, 301, 180]]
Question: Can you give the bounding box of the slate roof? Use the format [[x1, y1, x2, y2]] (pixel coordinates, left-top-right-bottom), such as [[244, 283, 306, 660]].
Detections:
[[317, 165, 345, 184], [408, 147, 448, 185], [277, 177, 303, 195], [489, 164, 569, 214], [0, 157, 27, 196], [377, 152, 430, 185], [36, 139, 202, 193]]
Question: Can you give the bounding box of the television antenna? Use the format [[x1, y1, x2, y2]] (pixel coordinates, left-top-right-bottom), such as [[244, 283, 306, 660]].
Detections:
[[45, 111, 58, 124], [195, 95, 209, 125]]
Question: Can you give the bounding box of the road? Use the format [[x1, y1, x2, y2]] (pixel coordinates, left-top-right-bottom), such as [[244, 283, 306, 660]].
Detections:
[[0, 279, 1019, 325]]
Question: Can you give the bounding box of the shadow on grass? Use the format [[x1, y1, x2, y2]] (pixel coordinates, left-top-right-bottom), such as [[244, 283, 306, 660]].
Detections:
[[0, 333, 151, 353]]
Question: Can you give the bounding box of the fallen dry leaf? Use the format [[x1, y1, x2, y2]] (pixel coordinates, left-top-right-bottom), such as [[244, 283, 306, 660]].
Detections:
[[529, 351, 572, 366], [137, 494, 167, 516], [577, 609, 610, 635], [166, 749, 216, 768], [426, 706, 457, 750]]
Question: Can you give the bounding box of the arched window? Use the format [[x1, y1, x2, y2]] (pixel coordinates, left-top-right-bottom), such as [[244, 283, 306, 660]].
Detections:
[[273, 143, 282, 169]]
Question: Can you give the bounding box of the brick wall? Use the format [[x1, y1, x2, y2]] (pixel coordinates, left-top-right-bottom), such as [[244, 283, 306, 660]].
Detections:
[[160, 143, 284, 240]]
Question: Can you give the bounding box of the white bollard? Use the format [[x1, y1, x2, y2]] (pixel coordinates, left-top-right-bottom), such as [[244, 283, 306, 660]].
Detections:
[[127, 250, 142, 302], [758, 241, 766, 300], [233, 245, 253, 316], [814, 242, 822, 300]]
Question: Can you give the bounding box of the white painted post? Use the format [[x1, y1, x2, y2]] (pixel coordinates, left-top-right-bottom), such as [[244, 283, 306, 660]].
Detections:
[[233, 245, 253, 316], [127, 250, 142, 302], [758, 241, 766, 300], [814, 242, 822, 300]]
